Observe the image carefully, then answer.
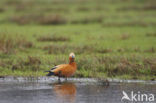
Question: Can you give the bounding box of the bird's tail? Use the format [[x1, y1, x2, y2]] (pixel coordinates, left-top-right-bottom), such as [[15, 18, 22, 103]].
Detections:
[[46, 71, 54, 76]]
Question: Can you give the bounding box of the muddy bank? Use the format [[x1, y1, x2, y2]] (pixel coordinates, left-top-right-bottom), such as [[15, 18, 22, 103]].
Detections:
[[0, 76, 156, 84]]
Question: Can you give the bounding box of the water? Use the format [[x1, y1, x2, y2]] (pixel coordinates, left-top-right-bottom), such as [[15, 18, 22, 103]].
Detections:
[[0, 77, 156, 103]]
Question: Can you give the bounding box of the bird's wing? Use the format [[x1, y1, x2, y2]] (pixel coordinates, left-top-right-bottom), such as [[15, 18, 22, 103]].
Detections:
[[50, 66, 59, 70], [50, 64, 67, 72]]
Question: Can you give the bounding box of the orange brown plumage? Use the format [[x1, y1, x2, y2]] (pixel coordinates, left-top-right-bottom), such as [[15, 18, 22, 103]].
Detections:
[[46, 53, 77, 78]]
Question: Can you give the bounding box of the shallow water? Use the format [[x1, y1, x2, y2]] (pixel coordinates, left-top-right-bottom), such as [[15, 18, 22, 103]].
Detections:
[[0, 77, 156, 103]]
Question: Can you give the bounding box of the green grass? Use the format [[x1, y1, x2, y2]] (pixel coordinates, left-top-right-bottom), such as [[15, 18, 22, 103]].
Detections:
[[0, 0, 156, 80]]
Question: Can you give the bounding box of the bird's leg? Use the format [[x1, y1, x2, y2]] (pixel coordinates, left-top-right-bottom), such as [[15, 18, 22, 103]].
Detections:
[[58, 76, 60, 81], [65, 77, 67, 81], [58, 77, 61, 83], [58, 71, 61, 83]]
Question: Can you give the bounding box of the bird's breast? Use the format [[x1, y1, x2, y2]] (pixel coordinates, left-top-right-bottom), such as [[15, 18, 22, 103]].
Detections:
[[61, 63, 77, 77]]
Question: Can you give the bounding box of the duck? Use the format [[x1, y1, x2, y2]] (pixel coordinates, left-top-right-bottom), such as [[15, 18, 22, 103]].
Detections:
[[46, 53, 77, 81], [53, 82, 76, 102]]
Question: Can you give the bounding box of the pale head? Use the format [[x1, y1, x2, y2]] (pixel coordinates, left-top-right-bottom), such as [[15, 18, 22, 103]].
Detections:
[[69, 52, 75, 63], [69, 52, 75, 59]]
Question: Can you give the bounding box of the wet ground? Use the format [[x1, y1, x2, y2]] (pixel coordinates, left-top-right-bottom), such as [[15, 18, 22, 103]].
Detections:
[[0, 77, 156, 103]]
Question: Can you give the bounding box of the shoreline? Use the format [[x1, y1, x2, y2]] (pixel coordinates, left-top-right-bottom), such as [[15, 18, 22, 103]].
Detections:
[[0, 76, 156, 84]]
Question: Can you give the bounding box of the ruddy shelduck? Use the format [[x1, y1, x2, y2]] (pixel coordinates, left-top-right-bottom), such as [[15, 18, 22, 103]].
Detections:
[[46, 53, 77, 81], [53, 82, 76, 102]]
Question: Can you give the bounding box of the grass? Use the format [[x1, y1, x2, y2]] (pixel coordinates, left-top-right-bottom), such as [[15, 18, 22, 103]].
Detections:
[[0, 0, 156, 80], [37, 34, 70, 42]]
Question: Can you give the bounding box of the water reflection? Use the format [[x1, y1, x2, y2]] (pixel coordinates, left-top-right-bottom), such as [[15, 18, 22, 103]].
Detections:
[[0, 78, 156, 103], [52, 82, 76, 103]]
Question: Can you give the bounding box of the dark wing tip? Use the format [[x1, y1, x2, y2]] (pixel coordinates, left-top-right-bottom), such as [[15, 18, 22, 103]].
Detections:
[[46, 72, 54, 76]]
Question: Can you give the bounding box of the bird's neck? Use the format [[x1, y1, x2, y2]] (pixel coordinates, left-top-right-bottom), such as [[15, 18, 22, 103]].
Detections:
[[69, 62, 76, 67], [69, 60, 74, 64], [69, 58, 74, 64]]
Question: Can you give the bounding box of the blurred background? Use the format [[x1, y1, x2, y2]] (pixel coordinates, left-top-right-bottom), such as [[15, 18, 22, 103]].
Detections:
[[0, 0, 155, 80]]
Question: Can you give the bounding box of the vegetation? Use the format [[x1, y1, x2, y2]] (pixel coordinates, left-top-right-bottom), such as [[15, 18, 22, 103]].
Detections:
[[0, 0, 156, 80]]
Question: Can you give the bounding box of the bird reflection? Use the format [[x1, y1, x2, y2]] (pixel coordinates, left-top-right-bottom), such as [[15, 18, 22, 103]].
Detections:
[[52, 82, 76, 103]]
